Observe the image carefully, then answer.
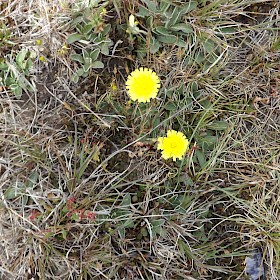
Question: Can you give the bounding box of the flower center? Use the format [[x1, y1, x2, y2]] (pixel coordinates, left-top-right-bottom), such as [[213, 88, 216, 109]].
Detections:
[[170, 142, 178, 149], [139, 76, 153, 92]]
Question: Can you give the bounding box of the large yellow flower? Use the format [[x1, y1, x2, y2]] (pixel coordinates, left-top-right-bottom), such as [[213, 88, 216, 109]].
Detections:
[[157, 130, 189, 161], [125, 67, 160, 103]]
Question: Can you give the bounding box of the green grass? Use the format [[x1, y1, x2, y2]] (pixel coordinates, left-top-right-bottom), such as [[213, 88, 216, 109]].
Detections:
[[0, 0, 279, 279]]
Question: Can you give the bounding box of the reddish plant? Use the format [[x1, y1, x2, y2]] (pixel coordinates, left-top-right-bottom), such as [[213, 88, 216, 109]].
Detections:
[[29, 210, 41, 221]]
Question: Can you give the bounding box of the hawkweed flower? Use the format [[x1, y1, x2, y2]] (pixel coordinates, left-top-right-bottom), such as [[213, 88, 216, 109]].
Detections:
[[125, 67, 160, 103], [157, 130, 189, 161]]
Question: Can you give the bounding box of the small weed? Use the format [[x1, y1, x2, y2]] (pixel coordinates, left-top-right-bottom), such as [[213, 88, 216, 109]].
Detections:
[[0, 50, 36, 98], [67, 0, 113, 82]]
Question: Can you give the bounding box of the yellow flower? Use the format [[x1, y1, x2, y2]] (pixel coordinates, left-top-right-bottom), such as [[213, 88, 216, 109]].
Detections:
[[125, 67, 160, 103], [39, 56, 46, 62], [157, 130, 189, 161], [110, 81, 117, 91], [57, 43, 69, 56]]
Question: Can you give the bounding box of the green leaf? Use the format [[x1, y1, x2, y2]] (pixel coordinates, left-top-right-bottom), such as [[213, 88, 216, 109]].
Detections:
[[164, 102, 177, 111], [82, 49, 90, 58], [200, 100, 212, 110], [16, 49, 28, 66], [92, 61, 104, 69], [177, 83, 185, 95], [71, 16, 83, 27], [165, 2, 197, 28], [10, 84, 22, 99], [207, 121, 228, 131], [201, 135, 218, 145], [137, 6, 151, 17], [202, 39, 216, 54], [159, 0, 171, 12], [149, 37, 160, 54], [100, 43, 110, 55], [185, 177, 194, 187], [25, 58, 33, 72], [0, 62, 8, 70], [70, 54, 84, 63], [170, 23, 193, 33], [82, 71, 88, 78], [196, 150, 206, 168], [4, 183, 26, 200], [71, 73, 79, 83], [26, 171, 39, 189], [75, 24, 83, 34], [83, 62, 91, 72], [101, 24, 111, 36], [76, 68, 85, 77], [152, 115, 161, 128], [67, 33, 84, 44], [71, 212, 80, 221], [120, 193, 131, 207], [217, 26, 237, 34], [136, 47, 147, 59], [151, 219, 166, 237], [190, 81, 198, 93], [181, 1, 198, 14], [153, 26, 171, 36], [44, 231, 55, 238], [118, 227, 126, 239], [93, 36, 105, 44], [166, 6, 181, 27], [194, 52, 204, 64], [157, 34, 177, 44], [0, 200, 5, 209], [84, 57, 92, 65], [169, 194, 194, 212], [146, 16, 154, 28], [123, 218, 134, 228], [193, 226, 208, 241], [90, 49, 100, 61], [207, 53, 218, 64], [88, 33, 97, 42], [5, 77, 16, 86], [61, 229, 68, 240], [151, 219, 165, 228], [165, 87, 175, 97], [142, 0, 158, 13], [140, 227, 148, 237], [82, 23, 93, 34], [175, 38, 186, 47]]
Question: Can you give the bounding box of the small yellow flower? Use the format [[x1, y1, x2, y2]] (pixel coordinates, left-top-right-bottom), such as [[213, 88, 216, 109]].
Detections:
[[110, 81, 117, 91], [157, 130, 189, 161], [39, 55, 46, 62], [36, 39, 42, 46], [57, 43, 69, 56], [125, 67, 160, 103]]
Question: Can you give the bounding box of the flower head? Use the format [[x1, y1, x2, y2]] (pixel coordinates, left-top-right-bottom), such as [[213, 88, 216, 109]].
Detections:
[[157, 130, 189, 161], [125, 67, 160, 103], [126, 14, 146, 35]]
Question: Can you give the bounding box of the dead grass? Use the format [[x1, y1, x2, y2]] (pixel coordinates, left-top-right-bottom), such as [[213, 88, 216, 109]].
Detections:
[[0, 0, 280, 279]]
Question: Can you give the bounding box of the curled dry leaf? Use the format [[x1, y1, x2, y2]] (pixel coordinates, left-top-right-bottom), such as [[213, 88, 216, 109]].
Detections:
[[253, 96, 270, 105]]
